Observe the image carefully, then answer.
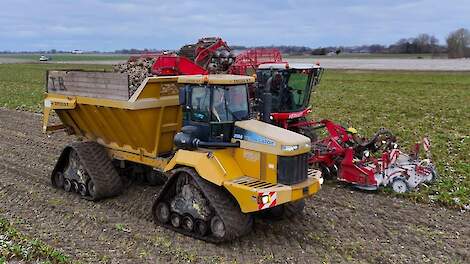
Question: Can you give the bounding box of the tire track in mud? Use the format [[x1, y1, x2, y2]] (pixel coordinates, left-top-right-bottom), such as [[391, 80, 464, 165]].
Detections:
[[0, 108, 469, 263]]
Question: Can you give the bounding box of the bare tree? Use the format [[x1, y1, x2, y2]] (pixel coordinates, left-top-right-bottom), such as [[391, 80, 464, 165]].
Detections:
[[446, 28, 470, 58]]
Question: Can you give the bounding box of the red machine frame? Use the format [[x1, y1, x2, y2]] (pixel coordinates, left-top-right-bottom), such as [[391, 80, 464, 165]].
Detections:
[[230, 48, 283, 75]]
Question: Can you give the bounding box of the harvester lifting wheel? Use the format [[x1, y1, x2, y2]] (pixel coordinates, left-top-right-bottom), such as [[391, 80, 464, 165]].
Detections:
[[391, 177, 409, 193]]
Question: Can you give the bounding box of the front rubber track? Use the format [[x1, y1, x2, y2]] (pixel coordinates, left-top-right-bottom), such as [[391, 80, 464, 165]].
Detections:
[[152, 167, 253, 243]]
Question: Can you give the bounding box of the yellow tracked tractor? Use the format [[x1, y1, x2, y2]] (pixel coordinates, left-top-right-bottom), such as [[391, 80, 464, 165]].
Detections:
[[43, 70, 322, 242]]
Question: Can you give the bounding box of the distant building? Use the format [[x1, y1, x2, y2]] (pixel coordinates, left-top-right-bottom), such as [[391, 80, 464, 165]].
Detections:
[[71, 50, 84, 54]]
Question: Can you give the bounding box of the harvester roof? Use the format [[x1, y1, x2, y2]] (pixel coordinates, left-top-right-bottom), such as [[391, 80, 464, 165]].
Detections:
[[177, 74, 254, 85]]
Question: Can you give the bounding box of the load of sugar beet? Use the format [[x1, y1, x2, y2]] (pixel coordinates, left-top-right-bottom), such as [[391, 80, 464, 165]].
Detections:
[[113, 57, 156, 97]]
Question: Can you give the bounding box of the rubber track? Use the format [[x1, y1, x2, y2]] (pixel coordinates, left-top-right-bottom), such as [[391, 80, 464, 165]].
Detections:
[[152, 167, 253, 243], [52, 141, 123, 200]]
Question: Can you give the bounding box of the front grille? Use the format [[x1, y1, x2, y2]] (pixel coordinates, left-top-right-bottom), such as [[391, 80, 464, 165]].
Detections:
[[277, 153, 308, 185]]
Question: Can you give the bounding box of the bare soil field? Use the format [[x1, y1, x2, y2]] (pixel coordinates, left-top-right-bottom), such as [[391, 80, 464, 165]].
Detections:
[[0, 108, 468, 263], [287, 58, 470, 71]]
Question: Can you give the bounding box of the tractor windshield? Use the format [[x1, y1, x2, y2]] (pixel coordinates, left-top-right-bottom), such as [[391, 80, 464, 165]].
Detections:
[[281, 70, 311, 112], [257, 68, 315, 113], [190, 84, 249, 123], [212, 85, 249, 122]]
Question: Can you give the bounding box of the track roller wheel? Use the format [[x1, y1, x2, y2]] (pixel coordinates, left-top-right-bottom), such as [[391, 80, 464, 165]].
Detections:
[[154, 202, 170, 224], [182, 215, 195, 232], [64, 179, 72, 192], [210, 216, 226, 239], [72, 180, 79, 192], [78, 183, 88, 196], [195, 220, 209, 236], [171, 213, 181, 228]]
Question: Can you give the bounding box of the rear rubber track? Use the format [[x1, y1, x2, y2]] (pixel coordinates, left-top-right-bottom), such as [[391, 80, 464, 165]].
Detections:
[[52, 141, 123, 200]]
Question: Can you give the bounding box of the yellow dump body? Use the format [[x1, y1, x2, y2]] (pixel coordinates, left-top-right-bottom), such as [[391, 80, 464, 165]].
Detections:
[[43, 71, 183, 168]]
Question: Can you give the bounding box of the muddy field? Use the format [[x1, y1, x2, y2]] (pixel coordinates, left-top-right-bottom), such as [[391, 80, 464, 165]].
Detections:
[[0, 108, 468, 263]]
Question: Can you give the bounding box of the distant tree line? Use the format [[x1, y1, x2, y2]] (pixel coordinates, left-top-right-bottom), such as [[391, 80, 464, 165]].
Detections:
[[309, 28, 470, 58], [2, 28, 468, 58], [310, 34, 445, 55], [113, 48, 162, 54], [446, 28, 470, 58]]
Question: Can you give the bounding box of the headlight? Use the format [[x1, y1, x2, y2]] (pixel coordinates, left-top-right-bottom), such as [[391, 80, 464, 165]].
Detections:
[[281, 144, 299, 152], [257, 194, 270, 204]]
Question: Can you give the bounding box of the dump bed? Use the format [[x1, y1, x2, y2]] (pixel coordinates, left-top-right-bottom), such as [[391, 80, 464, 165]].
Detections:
[[43, 70, 183, 165]]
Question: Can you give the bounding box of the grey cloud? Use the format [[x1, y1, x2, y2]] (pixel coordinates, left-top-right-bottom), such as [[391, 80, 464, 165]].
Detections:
[[0, 0, 469, 51]]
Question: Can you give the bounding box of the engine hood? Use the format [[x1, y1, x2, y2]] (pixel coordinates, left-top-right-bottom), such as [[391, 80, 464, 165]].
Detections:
[[233, 119, 311, 156]]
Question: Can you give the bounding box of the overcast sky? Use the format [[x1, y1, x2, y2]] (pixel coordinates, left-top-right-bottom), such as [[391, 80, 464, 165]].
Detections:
[[1, 0, 469, 51]]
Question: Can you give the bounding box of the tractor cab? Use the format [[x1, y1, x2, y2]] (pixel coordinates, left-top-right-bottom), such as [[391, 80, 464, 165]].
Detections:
[[256, 63, 323, 117], [178, 74, 253, 142]]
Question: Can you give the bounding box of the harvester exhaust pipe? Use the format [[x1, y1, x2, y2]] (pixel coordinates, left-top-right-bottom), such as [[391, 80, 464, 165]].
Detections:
[[262, 77, 273, 123]]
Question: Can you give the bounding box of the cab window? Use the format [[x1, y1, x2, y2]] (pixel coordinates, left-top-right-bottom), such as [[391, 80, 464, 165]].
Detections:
[[211, 85, 249, 122], [190, 86, 211, 122]]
